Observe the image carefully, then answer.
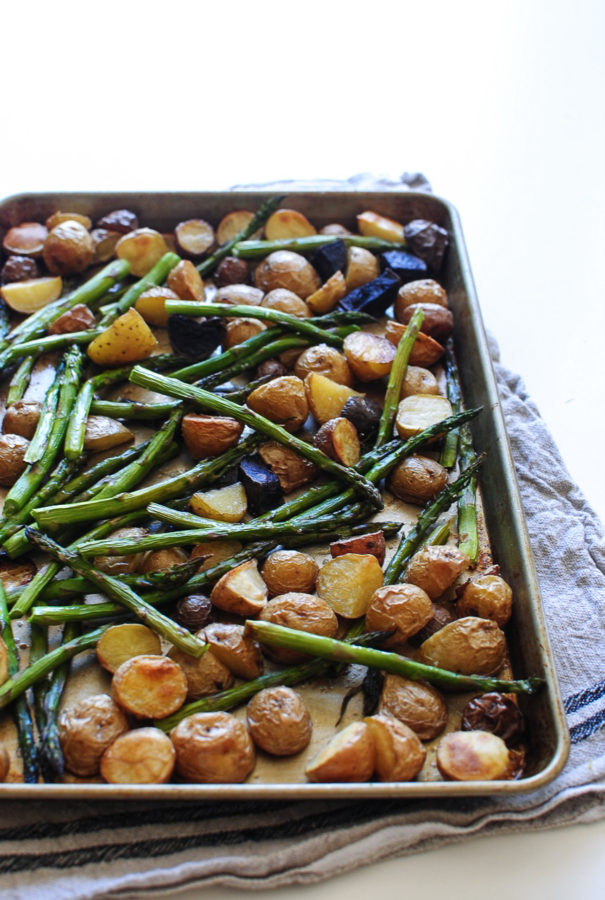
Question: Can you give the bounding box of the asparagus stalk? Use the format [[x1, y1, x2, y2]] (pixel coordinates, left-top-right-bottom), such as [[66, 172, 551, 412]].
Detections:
[[38, 621, 78, 781], [232, 234, 406, 258], [440, 340, 462, 468], [246, 622, 544, 695], [89, 398, 180, 420], [375, 306, 424, 447], [6, 355, 36, 406], [54, 440, 151, 504], [129, 366, 384, 509], [23, 362, 64, 464], [0, 328, 103, 365], [0, 457, 79, 548], [196, 194, 285, 276], [0, 298, 10, 337]]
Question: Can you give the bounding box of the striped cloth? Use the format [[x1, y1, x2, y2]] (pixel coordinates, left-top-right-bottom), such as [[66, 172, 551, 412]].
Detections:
[[0, 181, 603, 900]]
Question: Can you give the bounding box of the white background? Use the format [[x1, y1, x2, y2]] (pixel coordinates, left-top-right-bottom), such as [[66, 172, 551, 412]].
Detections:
[[1, 0, 604, 897]]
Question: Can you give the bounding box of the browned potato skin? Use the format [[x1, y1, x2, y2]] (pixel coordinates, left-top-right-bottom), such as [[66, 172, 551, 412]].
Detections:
[[0, 557, 36, 591], [139, 547, 188, 574], [201, 623, 264, 680], [168, 646, 234, 701], [329, 530, 386, 565], [400, 365, 440, 399], [258, 441, 317, 493], [259, 593, 338, 664], [254, 251, 321, 299], [436, 730, 511, 781], [97, 209, 139, 234], [343, 331, 396, 381], [365, 583, 433, 645], [58, 694, 129, 777], [395, 279, 449, 319], [387, 455, 448, 505], [0, 743, 9, 781], [0, 434, 30, 486], [247, 687, 312, 756], [223, 317, 265, 349], [175, 594, 212, 632], [405, 545, 469, 598], [294, 344, 353, 386], [43, 221, 94, 275], [48, 303, 97, 335], [401, 303, 454, 343], [166, 259, 205, 301], [96, 623, 162, 674], [171, 711, 255, 783], [1, 255, 39, 283], [2, 400, 42, 440], [174, 218, 215, 257], [101, 727, 176, 784], [261, 550, 319, 596], [306, 721, 376, 783], [456, 575, 513, 627], [385, 321, 445, 367], [365, 713, 426, 781], [247, 375, 309, 432], [112, 655, 188, 718], [306, 271, 347, 314], [261, 288, 311, 318], [313, 417, 360, 466], [182, 413, 243, 459], [380, 675, 448, 740], [0, 635, 8, 686], [46, 211, 92, 231], [417, 616, 507, 675]]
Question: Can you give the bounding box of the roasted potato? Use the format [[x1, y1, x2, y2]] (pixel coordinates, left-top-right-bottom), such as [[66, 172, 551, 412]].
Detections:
[[201, 622, 264, 680], [168, 645, 234, 700], [3, 221, 47, 257], [1, 276, 63, 313], [400, 365, 440, 399], [261, 288, 310, 317], [364, 713, 426, 781], [316, 553, 384, 619], [417, 616, 507, 675], [0, 434, 30, 486], [365, 583, 433, 644], [139, 547, 188, 574], [182, 413, 243, 459], [166, 259, 205, 301], [461, 692, 525, 744], [260, 550, 319, 596], [48, 303, 97, 335], [400, 302, 454, 343], [259, 593, 338, 663], [380, 674, 448, 740], [387, 455, 448, 505], [1, 254, 39, 283], [222, 316, 266, 349], [405, 545, 469, 598], [254, 251, 321, 299], [174, 594, 213, 632], [171, 711, 255, 783], [436, 730, 512, 781], [189, 482, 247, 522], [247, 686, 312, 756], [46, 211, 92, 231], [112, 654, 188, 718], [216, 209, 256, 244], [134, 285, 180, 327], [329, 530, 386, 565], [395, 279, 449, 319], [96, 623, 162, 674], [395, 394, 453, 440], [343, 331, 396, 381], [357, 210, 405, 243], [456, 575, 513, 626], [87, 308, 158, 367], [258, 441, 317, 493], [304, 372, 363, 424], [93, 527, 148, 576], [2, 400, 41, 440], [115, 228, 168, 277], [91, 228, 121, 264], [42, 221, 94, 275], [306, 271, 347, 314], [313, 417, 360, 466], [83, 416, 134, 452], [385, 321, 445, 367], [210, 558, 268, 617], [345, 246, 380, 290], [306, 721, 376, 783], [96, 209, 139, 233], [215, 283, 264, 306], [174, 218, 215, 257], [294, 344, 353, 386], [264, 209, 316, 240], [58, 694, 129, 777], [0, 636, 8, 686], [190, 539, 243, 572], [101, 727, 176, 784], [214, 256, 250, 287], [0, 557, 36, 591], [247, 375, 309, 432]]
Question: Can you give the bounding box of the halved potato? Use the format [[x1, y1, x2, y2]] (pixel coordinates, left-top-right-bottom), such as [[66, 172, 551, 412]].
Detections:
[[134, 285, 180, 326], [258, 593, 338, 664], [345, 246, 380, 290], [306, 271, 347, 314], [385, 321, 445, 367], [189, 482, 247, 522], [2, 222, 47, 257], [48, 303, 97, 335], [264, 209, 317, 240], [1, 276, 63, 313], [168, 645, 234, 700], [436, 730, 511, 781], [0, 744, 9, 781], [222, 316, 266, 349], [166, 259, 205, 301], [215, 284, 264, 306], [306, 721, 375, 783], [46, 211, 92, 231], [400, 365, 440, 399], [2, 400, 42, 439], [343, 331, 396, 381], [96, 623, 162, 674], [174, 219, 215, 257], [304, 372, 363, 424], [395, 394, 453, 440], [210, 559, 268, 617], [357, 210, 405, 243], [257, 441, 317, 493], [247, 686, 312, 756], [216, 209, 256, 244], [83, 416, 134, 452], [294, 344, 353, 386], [364, 713, 426, 781], [87, 308, 158, 366], [115, 228, 168, 276], [112, 654, 187, 718], [201, 622, 264, 680], [316, 553, 384, 618], [313, 417, 360, 466], [101, 727, 176, 784], [417, 617, 507, 675]]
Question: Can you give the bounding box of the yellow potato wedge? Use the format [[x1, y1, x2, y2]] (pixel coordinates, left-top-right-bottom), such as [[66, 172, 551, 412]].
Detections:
[[166, 259, 205, 301], [356, 210, 405, 243], [189, 482, 247, 523], [101, 727, 176, 784], [304, 372, 363, 425], [1, 276, 63, 313], [112, 654, 187, 719], [87, 308, 158, 367], [306, 721, 376, 783], [306, 271, 347, 314], [345, 246, 380, 290], [264, 208, 317, 240], [395, 394, 453, 440], [115, 228, 168, 276], [316, 552, 384, 618], [210, 559, 268, 617], [96, 623, 162, 674], [134, 285, 180, 326]]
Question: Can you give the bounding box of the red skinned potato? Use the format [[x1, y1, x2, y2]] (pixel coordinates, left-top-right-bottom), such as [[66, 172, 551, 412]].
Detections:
[[330, 530, 386, 565], [181, 413, 243, 459], [313, 417, 360, 466]]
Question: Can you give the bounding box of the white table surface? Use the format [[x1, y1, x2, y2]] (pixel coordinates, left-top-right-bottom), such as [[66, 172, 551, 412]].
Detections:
[[1, 1, 603, 897]]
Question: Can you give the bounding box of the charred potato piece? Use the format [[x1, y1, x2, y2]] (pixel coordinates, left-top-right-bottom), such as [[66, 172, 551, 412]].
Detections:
[[3, 222, 48, 257], [258, 441, 317, 493], [400, 365, 440, 399], [215, 283, 264, 306], [174, 594, 212, 632], [96, 623, 162, 674], [294, 344, 353, 386], [83, 416, 134, 452], [58, 694, 129, 777], [304, 372, 363, 424], [97, 209, 139, 234], [112, 655, 188, 719], [259, 592, 338, 663], [343, 331, 396, 382], [1, 255, 39, 283], [385, 321, 445, 367], [189, 482, 247, 523], [87, 308, 158, 367], [101, 727, 176, 784], [214, 256, 250, 287], [0, 744, 9, 782], [395, 279, 449, 318], [330, 530, 386, 565], [345, 246, 380, 290], [456, 575, 513, 626], [417, 616, 507, 675], [115, 228, 168, 277], [247, 686, 312, 756], [134, 285, 180, 327], [210, 559, 268, 617], [365, 583, 433, 645], [461, 692, 525, 744], [48, 303, 97, 335], [168, 645, 234, 701], [401, 302, 454, 343], [264, 208, 316, 240], [306, 271, 347, 314], [174, 219, 215, 257], [2, 400, 41, 440], [247, 375, 308, 432], [365, 713, 426, 781], [380, 674, 448, 740], [171, 711, 255, 783], [255, 358, 288, 381], [313, 416, 360, 466], [166, 259, 205, 301], [0, 636, 8, 686], [261, 550, 319, 596], [261, 288, 311, 317], [182, 413, 243, 459], [387, 455, 448, 505], [202, 622, 264, 680], [395, 394, 453, 440], [306, 721, 375, 783], [1, 276, 63, 314], [43, 221, 94, 275], [316, 553, 384, 619], [405, 545, 469, 598], [223, 316, 266, 349], [436, 730, 511, 781], [0, 434, 30, 486], [254, 251, 321, 299], [190, 539, 243, 571], [357, 210, 405, 243]]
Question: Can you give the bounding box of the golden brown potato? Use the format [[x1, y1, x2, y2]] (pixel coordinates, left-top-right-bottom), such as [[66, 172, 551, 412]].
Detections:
[[2, 400, 41, 440], [345, 246, 380, 290], [83, 416, 134, 453], [401, 303, 454, 343], [329, 530, 386, 565], [247, 375, 308, 432], [385, 321, 445, 367], [380, 674, 448, 740], [0, 635, 8, 686], [456, 575, 513, 627], [387, 455, 448, 505], [417, 616, 507, 675], [264, 209, 316, 240], [316, 553, 384, 619], [46, 211, 92, 231], [216, 209, 257, 245], [254, 251, 321, 299], [294, 344, 353, 386], [261, 288, 311, 317], [115, 228, 168, 277], [42, 221, 94, 275], [58, 694, 129, 777], [87, 308, 158, 367], [259, 593, 338, 663], [0, 434, 29, 486], [166, 259, 205, 301], [210, 559, 268, 617], [190, 539, 243, 572], [101, 727, 176, 784], [0, 743, 9, 782], [3, 221, 48, 257], [365, 583, 433, 644], [304, 372, 363, 424], [313, 417, 360, 466], [91, 228, 121, 264], [174, 219, 215, 257], [171, 711, 255, 783], [201, 623, 264, 680], [436, 730, 511, 781], [400, 365, 440, 399], [395, 279, 449, 318], [395, 394, 453, 440], [168, 645, 234, 700], [222, 316, 266, 349], [306, 271, 347, 314], [343, 331, 396, 382], [215, 284, 264, 306], [182, 413, 243, 459], [364, 713, 426, 781], [139, 547, 188, 575], [261, 550, 319, 597], [306, 721, 375, 783], [112, 655, 188, 718], [189, 482, 247, 522], [258, 441, 317, 493], [1, 276, 63, 313], [96, 623, 162, 674], [134, 285, 180, 327], [405, 545, 469, 598], [93, 527, 148, 576], [48, 303, 97, 335], [247, 686, 312, 756], [357, 210, 405, 243]]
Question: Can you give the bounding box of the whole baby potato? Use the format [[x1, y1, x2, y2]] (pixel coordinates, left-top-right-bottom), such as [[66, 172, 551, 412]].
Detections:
[[456, 575, 513, 627], [380, 674, 448, 740], [43, 220, 94, 275], [58, 694, 129, 777], [168, 646, 234, 701], [405, 545, 469, 598], [171, 711, 255, 783], [417, 616, 507, 675], [260, 550, 319, 596], [247, 686, 312, 756], [247, 375, 309, 432], [400, 365, 440, 399], [387, 455, 448, 505], [394, 279, 448, 319], [400, 303, 454, 343], [254, 251, 321, 299], [259, 593, 338, 664], [261, 288, 310, 317], [0, 434, 30, 486], [365, 583, 433, 645], [2, 400, 41, 440], [294, 344, 354, 386]]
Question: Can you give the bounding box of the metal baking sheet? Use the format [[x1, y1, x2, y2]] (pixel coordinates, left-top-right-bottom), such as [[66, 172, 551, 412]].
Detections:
[[0, 190, 569, 798]]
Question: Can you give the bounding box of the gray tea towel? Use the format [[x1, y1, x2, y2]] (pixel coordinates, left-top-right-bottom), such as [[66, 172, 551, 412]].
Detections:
[[0, 176, 603, 900]]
